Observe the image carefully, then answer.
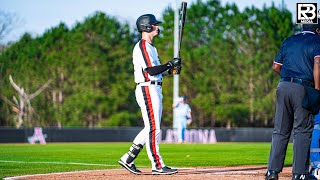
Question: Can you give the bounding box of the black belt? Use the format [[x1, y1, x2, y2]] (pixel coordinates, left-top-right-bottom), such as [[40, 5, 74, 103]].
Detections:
[[280, 77, 314, 87], [150, 81, 162, 85], [137, 81, 162, 86]]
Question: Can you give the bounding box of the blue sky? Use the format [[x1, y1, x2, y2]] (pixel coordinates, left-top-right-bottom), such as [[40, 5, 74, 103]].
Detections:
[[0, 0, 316, 43]]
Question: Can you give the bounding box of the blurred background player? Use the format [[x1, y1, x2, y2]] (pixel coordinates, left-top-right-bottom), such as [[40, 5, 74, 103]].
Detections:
[[173, 96, 192, 143], [118, 14, 181, 175], [311, 111, 320, 179]]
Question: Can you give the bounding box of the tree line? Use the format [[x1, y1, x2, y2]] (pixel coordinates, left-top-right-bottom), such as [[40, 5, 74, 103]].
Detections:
[[0, 0, 295, 128]]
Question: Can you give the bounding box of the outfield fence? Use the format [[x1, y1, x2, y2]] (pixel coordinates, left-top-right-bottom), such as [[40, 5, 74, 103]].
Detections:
[[0, 127, 281, 143]]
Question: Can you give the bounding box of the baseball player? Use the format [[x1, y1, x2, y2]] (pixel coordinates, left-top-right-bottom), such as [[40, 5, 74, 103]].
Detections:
[[118, 14, 181, 175], [311, 111, 320, 179], [173, 96, 192, 143]]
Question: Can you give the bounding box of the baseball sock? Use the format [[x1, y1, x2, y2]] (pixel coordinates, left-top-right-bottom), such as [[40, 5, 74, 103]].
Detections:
[[122, 143, 143, 164]]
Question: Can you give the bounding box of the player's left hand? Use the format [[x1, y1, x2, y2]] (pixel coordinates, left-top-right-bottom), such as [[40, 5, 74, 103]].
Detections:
[[167, 58, 181, 67]]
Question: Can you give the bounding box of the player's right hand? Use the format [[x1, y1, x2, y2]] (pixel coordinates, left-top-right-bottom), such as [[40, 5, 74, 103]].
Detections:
[[168, 65, 181, 75], [174, 65, 182, 74]]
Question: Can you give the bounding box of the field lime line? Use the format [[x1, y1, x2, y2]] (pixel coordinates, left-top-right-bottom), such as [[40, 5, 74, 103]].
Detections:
[[0, 160, 123, 167], [3, 169, 124, 180]]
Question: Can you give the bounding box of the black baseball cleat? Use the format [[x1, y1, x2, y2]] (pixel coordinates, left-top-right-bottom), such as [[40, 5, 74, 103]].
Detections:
[[165, 166, 178, 171], [292, 174, 317, 180], [265, 170, 279, 180], [152, 166, 178, 175], [118, 159, 142, 175]]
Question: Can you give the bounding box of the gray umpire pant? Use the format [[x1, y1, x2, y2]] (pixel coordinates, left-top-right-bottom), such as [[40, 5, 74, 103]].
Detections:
[[268, 81, 314, 174]]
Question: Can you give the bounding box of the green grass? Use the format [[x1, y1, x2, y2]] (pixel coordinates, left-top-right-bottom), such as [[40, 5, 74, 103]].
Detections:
[[0, 142, 293, 178]]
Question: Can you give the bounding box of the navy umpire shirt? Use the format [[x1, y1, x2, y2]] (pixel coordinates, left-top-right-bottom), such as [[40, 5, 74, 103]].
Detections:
[[274, 31, 320, 82]]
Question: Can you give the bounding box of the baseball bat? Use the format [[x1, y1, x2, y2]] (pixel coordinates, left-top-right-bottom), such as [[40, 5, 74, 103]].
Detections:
[[172, 1, 187, 74]]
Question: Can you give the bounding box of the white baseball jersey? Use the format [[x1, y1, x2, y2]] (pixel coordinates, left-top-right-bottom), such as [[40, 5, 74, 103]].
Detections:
[[133, 39, 163, 83], [175, 103, 191, 128], [131, 39, 165, 170]]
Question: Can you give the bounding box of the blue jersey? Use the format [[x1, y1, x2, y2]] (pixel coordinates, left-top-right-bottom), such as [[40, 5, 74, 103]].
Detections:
[[274, 31, 320, 82], [315, 111, 320, 125]]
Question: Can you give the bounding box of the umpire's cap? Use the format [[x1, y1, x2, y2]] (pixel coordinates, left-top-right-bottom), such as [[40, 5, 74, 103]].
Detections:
[[136, 14, 161, 33], [302, 18, 320, 32]]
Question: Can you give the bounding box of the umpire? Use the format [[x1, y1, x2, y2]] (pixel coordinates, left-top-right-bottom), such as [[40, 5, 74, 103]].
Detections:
[[265, 18, 320, 180]]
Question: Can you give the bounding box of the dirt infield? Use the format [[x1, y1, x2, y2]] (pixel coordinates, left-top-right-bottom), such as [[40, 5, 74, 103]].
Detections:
[[6, 165, 293, 180]]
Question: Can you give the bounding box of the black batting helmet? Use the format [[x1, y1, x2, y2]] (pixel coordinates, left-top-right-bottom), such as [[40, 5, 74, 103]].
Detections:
[[302, 18, 320, 32], [136, 14, 161, 33]]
